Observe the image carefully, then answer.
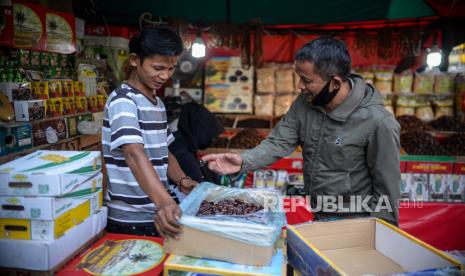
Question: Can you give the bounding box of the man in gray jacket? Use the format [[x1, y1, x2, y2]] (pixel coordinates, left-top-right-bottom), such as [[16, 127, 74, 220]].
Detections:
[[203, 36, 400, 225]]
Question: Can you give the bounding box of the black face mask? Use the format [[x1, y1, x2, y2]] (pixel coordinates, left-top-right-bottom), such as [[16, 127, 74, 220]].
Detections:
[[311, 77, 340, 107]]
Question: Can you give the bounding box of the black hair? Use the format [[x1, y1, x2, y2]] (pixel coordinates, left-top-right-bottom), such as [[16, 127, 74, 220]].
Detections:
[[129, 27, 184, 63], [295, 36, 351, 81]]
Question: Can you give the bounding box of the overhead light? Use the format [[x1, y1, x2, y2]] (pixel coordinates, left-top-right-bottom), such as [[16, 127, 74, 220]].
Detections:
[[426, 38, 442, 68], [192, 34, 206, 58]]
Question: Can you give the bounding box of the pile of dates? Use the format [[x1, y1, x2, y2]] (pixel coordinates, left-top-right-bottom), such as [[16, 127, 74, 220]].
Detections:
[[441, 132, 465, 156], [196, 199, 263, 216], [428, 116, 465, 132], [230, 128, 265, 149], [401, 131, 451, 155], [210, 137, 229, 148], [396, 115, 434, 132], [236, 119, 270, 129]]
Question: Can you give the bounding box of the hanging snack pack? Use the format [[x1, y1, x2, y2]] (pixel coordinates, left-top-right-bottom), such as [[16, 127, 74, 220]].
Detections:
[[48, 80, 63, 98], [414, 72, 434, 94], [393, 70, 413, 93], [433, 97, 454, 119], [395, 96, 416, 117], [433, 73, 454, 94], [32, 81, 49, 100], [254, 93, 274, 116], [374, 68, 393, 94]]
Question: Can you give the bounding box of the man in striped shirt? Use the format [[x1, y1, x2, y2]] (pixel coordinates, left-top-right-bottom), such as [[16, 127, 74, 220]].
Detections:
[[102, 27, 197, 239]]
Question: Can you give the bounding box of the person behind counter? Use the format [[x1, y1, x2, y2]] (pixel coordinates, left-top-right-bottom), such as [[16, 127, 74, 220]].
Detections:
[[169, 102, 224, 187], [202, 36, 401, 226]]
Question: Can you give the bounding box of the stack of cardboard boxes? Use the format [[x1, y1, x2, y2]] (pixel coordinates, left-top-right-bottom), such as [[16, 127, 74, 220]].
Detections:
[[0, 150, 107, 271]]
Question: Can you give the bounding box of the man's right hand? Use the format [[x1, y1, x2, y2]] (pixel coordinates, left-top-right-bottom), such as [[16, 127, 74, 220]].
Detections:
[[201, 153, 243, 175], [154, 197, 182, 239]]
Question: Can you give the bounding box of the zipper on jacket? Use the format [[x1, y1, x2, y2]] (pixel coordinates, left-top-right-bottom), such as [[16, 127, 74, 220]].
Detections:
[[309, 112, 327, 189]]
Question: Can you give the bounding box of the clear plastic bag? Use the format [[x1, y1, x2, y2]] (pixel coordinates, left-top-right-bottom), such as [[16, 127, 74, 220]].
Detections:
[[179, 182, 286, 247]]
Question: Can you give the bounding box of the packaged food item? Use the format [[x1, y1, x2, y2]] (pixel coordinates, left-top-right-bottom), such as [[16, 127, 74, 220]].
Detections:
[[256, 68, 275, 93], [433, 97, 454, 119], [14, 100, 46, 121], [73, 81, 85, 97], [87, 95, 98, 113], [48, 80, 63, 98], [393, 70, 413, 93], [374, 69, 393, 94], [62, 80, 74, 97], [50, 53, 59, 67], [275, 69, 294, 92], [413, 72, 434, 94], [19, 49, 30, 66], [96, 94, 107, 112], [46, 98, 63, 118], [274, 93, 294, 116], [30, 51, 41, 67], [395, 96, 416, 117], [414, 98, 434, 122], [63, 97, 76, 115], [32, 81, 49, 100], [40, 52, 50, 67], [74, 97, 87, 113], [433, 72, 454, 94], [254, 93, 274, 116], [293, 71, 301, 90], [354, 68, 375, 85]]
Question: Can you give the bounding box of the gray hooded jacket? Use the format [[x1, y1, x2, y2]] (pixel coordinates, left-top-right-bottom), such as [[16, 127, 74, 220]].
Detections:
[[240, 74, 400, 225]]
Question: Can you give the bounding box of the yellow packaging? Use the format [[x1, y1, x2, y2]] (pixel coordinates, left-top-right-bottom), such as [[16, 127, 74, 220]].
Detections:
[[88, 95, 98, 113], [63, 97, 76, 114], [96, 94, 107, 112], [0, 190, 102, 240], [48, 80, 63, 98], [47, 98, 63, 118], [73, 81, 86, 97], [75, 96, 88, 113], [32, 81, 49, 100], [62, 80, 75, 97]]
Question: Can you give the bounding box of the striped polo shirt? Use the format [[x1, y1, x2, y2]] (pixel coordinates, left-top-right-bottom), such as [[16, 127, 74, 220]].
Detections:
[[102, 82, 175, 226]]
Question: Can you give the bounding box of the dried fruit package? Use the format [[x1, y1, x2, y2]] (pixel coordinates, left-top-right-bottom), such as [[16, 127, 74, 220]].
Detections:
[[178, 182, 286, 247], [256, 68, 275, 93], [275, 69, 294, 92], [393, 70, 413, 93], [414, 72, 434, 94], [254, 93, 274, 116]]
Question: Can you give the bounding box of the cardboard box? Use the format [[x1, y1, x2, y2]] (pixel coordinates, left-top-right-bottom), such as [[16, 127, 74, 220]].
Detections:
[[66, 113, 93, 137], [449, 162, 465, 202], [0, 189, 102, 240], [0, 173, 103, 220], [14, 100, 46, 121], [429, 174, 448, 201], [0, 207, 107, 271], [164, 249, 285, 276], [165, 183, 285, 266], [0, 123, 32, 157], [31, 117, 68, 146], [57, 233, 166, 276], [287, 218, 462, 276], [0, 150, 101, 196]]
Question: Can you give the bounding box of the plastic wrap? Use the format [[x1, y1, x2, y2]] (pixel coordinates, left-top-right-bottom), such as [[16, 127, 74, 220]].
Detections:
[[414, 72, 434, 94], [374, 69, 393, 94], [433, 97, 454, 119], [275, 69, 294, 92], [179, 182, 286, 247], [274, 93, 294, 116], [433, 73, 454, 94], [254, 93, 274, 116], [393, 70, 413, 93], [256, 68, 276, 93]]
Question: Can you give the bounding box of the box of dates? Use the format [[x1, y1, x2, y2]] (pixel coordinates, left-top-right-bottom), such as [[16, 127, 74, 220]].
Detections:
[[165, 182, 286, 266]]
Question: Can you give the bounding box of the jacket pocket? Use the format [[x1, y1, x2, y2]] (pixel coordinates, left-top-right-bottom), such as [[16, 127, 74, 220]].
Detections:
[[313, 172, 351, 195]]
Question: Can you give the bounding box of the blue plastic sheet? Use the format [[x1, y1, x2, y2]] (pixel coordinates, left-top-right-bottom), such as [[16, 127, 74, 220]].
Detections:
[[179, 182, 286, 247]]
